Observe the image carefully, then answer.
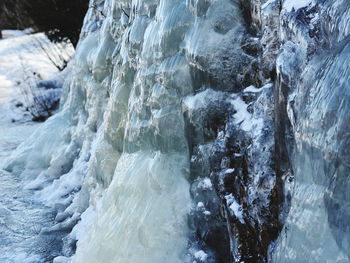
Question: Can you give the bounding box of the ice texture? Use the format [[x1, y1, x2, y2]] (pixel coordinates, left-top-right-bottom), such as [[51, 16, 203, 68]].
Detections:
[[272, 1, 350, 262]]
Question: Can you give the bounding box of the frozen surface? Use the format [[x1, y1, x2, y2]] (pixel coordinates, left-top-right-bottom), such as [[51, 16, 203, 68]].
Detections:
[[0, 124, 63, 263]]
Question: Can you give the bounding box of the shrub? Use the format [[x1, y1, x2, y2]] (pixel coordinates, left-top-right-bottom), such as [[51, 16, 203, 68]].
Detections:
[[0, 0, 88, 46]]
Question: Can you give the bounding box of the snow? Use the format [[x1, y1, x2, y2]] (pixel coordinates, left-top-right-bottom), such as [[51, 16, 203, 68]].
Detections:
[[194, 250, 208, 261], [0, 30, 76, 262], [183, 89, 224, 110], [224, 168, 235, 174], [1, 29, 33, 39], [262, 0, 278, 9], [198, 177, 213, 190], [228, 95, 264, 136], [283, 0, 315, 12], [244, 83, 273, 94], [0, 75, 14, 104], [197, 202, 205, 209], [225, 194, 244, 224], [243, 85, 262, 93], [203, 210, 211, 216], [0, 30, 74, 122], [38, 160, 86, 206]]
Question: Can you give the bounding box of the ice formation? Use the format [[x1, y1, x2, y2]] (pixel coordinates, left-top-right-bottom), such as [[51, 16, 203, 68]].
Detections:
[[2, 0, 350, 262]]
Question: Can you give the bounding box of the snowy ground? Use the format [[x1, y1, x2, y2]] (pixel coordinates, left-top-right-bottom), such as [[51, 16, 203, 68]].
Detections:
[[0, 30, 73, 122], [0, 30, 74, 262]]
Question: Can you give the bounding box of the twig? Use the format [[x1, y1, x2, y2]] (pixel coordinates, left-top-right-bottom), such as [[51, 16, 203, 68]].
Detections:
[[90, 4, 106, 18], [122, 8, 130, 18]]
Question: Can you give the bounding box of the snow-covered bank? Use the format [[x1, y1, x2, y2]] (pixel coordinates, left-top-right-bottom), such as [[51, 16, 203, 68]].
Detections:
[[0, 30, 74, 122]]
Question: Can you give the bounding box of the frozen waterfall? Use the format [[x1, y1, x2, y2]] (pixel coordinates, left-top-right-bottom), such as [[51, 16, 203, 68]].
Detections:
[[2, 0, 350, 262]]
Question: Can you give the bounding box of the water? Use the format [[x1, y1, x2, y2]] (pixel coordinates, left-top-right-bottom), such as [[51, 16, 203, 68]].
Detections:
[[0, 122, 65, 263]]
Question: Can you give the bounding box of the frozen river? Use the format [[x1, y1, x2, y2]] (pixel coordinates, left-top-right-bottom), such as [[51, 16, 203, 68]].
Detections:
[[0, 102, 69, 263], [0, 121, 59, 263]]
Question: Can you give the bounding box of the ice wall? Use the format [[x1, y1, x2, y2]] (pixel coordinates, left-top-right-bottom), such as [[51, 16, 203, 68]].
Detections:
[[272, 1, 350, 262]]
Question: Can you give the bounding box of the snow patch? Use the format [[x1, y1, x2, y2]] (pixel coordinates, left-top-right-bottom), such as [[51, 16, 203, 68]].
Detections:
[[183, 89, 223, 110], [194, 250, 208, 261], [197, 202, 204, 209], [243, 85, 262, 93], [229, 95, 264, 136], [198, 177, 213, 190], [224, 168, 235, 174], [262, 0, 278, 9], [225, 194, 244, 224], [283, 0, 315, 12]]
